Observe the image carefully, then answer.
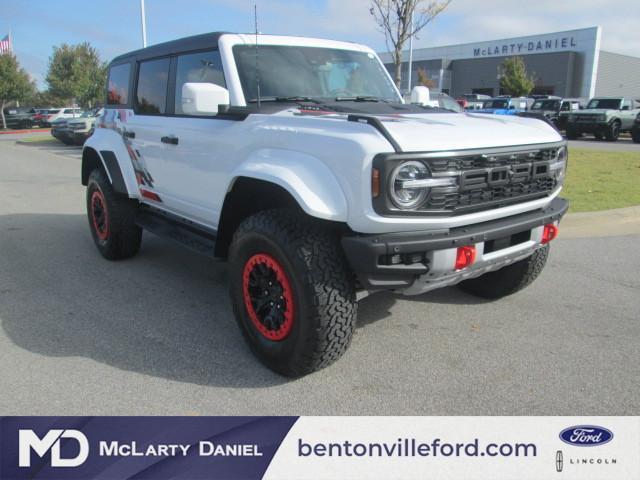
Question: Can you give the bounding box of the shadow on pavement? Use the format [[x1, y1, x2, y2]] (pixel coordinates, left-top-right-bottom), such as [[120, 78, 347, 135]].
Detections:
[[0, 212, 484, 388]]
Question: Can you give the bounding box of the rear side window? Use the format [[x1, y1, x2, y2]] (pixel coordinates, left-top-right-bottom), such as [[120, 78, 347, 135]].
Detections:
[[64, 109, 74, 114], [174, 50, 225, 115], [48, 109, 60, 114], [136, 58, 170, 115], [107, 63, 131, 105]]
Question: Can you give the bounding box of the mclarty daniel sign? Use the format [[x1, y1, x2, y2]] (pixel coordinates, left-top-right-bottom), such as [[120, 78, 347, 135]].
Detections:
[[473, 36, 577, 57]]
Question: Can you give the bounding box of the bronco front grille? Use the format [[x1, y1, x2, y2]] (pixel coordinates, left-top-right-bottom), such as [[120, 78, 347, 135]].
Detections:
[[372, 143, 565, 217], [575, 114, 600, 123]]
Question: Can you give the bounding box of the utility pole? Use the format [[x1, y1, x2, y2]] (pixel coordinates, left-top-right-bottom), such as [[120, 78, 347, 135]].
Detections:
[[407, 11, 414, 94], [140, 0, 147, 48]]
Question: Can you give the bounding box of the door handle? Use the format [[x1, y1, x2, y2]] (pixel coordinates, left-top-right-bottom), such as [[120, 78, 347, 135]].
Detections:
[[161, 135, 179, 145], [123, 130, 135, 139]]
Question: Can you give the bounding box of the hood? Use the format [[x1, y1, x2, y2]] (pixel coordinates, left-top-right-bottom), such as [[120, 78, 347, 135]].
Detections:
[[574, 108, 611, 115], [372, 112, 561, 151]]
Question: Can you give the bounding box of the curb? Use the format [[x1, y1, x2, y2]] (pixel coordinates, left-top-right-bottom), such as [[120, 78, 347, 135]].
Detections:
[[561, 205, 640, 238], [0, 128, 51, 135]]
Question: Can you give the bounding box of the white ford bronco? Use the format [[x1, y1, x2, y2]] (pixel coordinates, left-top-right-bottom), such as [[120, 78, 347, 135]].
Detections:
[[83, 32, 568, 376]]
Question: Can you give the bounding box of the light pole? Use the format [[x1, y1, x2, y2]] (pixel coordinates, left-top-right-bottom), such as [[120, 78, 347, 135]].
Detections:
[[407, 11, 414, 94], [140, 0, 147, 48]]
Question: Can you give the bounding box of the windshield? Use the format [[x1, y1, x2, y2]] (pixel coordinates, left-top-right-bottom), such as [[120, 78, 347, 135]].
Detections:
[[233, 45, 400, 103], [483, 99, 508, 109], [532, 100, 560, 111], [587, 98, 622, 109]]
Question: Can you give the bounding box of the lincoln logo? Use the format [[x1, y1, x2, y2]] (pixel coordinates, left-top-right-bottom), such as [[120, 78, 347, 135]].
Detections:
[[559, 426, 613, 447], [19, 429, 89, 467]]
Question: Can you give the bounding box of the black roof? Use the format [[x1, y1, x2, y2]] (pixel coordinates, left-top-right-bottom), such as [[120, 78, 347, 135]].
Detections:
[[110, 32, 227, 65]]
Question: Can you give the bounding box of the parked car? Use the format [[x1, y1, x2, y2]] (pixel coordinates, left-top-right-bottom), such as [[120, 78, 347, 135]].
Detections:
[[566, 97, 640, 141], [66, 108, 103, 145], [475, 96, 529, 115], [1, 107, 36, 129], [41, 107, 83, 127], [530, 98, 582, 130], [83, 32, 568, 376], [32, 109, 50, 126], [50, 118, 73, 145], [632, 112, 640, 143]]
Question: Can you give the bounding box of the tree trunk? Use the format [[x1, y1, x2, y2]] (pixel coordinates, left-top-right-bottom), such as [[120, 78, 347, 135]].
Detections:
[[0, 100, 6, 130], [394, 49, 403, 90]]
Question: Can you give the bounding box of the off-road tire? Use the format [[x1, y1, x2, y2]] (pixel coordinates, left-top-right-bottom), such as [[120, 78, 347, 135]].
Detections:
[[565, 127, 579, 140], [632, 129, 640, 143], [458, 245, 550, 299], [605, 121, 620, 141], [594, 132, 603, 140], [86, 168, 142, 260], [228, 209, 357, 377]]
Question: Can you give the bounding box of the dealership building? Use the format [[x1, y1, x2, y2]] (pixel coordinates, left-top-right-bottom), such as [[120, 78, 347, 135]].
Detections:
[[379, 26, 640, 99]]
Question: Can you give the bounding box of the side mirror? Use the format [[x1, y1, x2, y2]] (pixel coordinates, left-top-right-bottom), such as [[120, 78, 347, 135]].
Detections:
[[181, 82, 229, 115], [621, 105, 630, 111], [410, 86, 430, 106], [509, 105, 515, 110]]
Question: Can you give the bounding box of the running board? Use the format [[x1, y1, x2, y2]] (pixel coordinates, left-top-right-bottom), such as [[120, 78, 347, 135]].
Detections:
[[135, 207, 217, 257]]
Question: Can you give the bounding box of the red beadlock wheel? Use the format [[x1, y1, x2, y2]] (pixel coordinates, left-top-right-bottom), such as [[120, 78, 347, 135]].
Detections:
[[90, 189, 109, 241], [242, 253, 295, 341]]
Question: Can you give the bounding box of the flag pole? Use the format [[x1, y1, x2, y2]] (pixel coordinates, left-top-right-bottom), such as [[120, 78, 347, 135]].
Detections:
[[140, 0, 147, 48]]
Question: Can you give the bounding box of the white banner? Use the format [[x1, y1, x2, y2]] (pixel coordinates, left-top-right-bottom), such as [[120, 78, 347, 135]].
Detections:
[[265, 417, 640, 480]]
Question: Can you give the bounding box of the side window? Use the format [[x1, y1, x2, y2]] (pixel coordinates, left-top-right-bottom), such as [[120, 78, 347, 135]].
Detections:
[[622, 99, 631, 110], [136, 58, 170, 115], [107, 63, 131, 106], [64, 109, 74, 114], [560, 102, 570, 111], [174, 50, 225, 115]]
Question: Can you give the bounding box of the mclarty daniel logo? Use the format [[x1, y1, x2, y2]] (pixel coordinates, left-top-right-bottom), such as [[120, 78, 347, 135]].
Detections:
[[19, 429, 89, 467], [559, 426, 613, 447], [17, 428, 265, 468]]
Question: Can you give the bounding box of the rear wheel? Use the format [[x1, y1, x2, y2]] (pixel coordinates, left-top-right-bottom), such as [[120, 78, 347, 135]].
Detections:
[[458, 245, 549, 299], [86, 169, 142, 260], [605, 121, 620, 141], [228, 209, 357, 377]]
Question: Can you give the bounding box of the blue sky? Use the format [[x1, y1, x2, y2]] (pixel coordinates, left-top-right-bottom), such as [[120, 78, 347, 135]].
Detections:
[[2, 0, 639, 89]]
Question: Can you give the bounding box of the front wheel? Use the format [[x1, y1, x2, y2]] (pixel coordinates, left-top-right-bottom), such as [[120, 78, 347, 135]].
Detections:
[[86, 169, 142, 260], [632, 129, 640, 143], [605, 122, 620, 141], [228, 209, 357, 377], [458, 245, 549, 299]]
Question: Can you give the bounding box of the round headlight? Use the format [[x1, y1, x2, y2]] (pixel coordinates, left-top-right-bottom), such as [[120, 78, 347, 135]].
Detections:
[[389, 161, 430, 209]]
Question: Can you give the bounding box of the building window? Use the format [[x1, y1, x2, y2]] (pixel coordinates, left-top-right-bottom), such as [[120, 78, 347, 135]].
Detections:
[[135, 58, 170, 115]]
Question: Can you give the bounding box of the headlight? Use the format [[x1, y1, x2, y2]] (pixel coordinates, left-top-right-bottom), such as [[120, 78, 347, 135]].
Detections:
[[549, 146, 568, 183], [388, 161, 456, 209], [598, 114, 607, 121]]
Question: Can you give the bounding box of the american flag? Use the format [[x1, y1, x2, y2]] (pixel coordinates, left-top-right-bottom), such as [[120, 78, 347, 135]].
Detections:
[[0, 34, 12, 54]]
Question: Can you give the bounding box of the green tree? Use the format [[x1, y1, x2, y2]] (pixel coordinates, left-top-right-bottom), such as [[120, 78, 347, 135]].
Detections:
[[498, 56, 535, 97], [46, 42, 107, 108], [0, 54, 35, 129]]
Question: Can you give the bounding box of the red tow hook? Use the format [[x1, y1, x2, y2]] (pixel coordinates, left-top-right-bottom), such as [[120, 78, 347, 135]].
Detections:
[[541, 224, 559, 244]]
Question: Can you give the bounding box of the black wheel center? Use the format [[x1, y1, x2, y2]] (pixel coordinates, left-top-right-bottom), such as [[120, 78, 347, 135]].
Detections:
[[247, 263, 288, 331]]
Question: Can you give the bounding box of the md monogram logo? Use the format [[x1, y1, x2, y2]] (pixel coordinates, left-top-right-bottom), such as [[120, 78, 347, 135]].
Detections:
[[19, 429, 89, 467]]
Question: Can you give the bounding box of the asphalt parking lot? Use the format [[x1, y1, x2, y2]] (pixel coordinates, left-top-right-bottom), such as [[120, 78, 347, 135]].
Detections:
[[1, 135, 639, 415]]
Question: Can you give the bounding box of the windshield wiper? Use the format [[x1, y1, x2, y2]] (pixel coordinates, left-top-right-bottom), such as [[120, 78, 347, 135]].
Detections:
[[247, 96, 322, 104], [334, 96, 390, 103]]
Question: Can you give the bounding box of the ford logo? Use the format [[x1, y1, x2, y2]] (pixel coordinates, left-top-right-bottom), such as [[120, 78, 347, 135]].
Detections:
[[559, 426, 613, 447]]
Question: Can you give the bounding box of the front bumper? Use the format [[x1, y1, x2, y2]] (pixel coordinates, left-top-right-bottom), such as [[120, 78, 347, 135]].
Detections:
[[342, 197, 568, 295], [568, 121, 609, 133]]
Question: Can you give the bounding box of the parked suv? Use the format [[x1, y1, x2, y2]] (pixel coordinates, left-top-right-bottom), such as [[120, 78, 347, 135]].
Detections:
[[82, 33, 568, 376], [566, 97, 639, 141], [1, 107, 35, 129], [42, 107, 83, 126], [476, 97, 529, 115], [66, 108, 103, 145], [530, 98, 581, 130]]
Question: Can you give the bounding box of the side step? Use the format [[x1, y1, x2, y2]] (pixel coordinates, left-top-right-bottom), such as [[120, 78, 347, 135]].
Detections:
[[135, 207, 217, 257]]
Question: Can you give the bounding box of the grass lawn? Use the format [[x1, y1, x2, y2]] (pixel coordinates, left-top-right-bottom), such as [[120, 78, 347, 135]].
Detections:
[[563, 148, 640, 212]]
